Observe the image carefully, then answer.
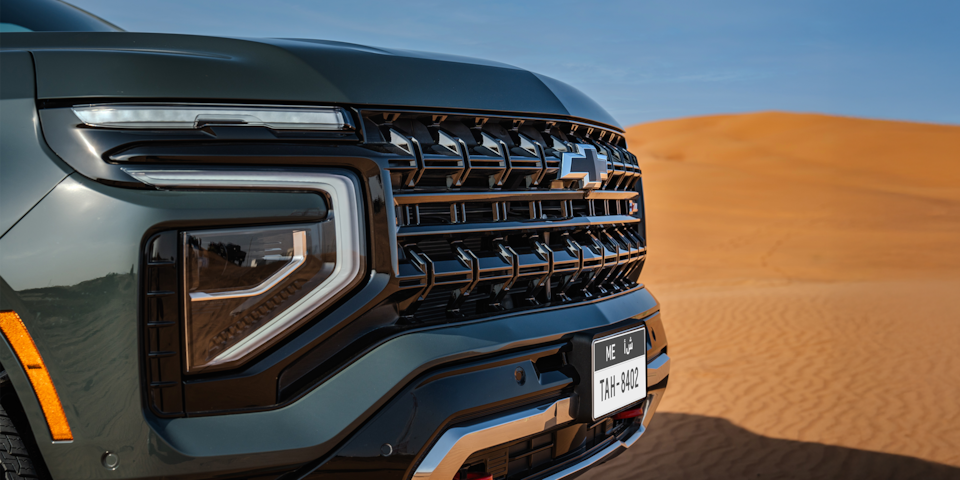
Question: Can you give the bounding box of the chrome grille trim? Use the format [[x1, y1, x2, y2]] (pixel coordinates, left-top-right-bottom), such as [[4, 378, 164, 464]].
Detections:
[[396, 216, 641, 236]]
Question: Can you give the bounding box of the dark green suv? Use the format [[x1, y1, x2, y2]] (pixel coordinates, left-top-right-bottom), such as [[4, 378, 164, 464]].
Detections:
[[0, 1, 669, 479]]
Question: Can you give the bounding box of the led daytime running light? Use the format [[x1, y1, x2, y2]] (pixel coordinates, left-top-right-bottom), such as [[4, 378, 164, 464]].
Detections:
[[72, 104, 348, 130]]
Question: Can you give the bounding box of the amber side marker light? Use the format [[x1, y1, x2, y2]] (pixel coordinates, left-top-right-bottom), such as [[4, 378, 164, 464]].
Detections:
[[0, 311, 73, 441]]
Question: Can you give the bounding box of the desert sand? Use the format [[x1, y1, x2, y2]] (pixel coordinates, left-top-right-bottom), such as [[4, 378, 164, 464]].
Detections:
[[584, 112, 960, 479]]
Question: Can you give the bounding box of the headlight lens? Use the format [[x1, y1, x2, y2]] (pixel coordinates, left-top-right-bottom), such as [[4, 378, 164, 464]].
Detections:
[[184, 222, 336, 372]]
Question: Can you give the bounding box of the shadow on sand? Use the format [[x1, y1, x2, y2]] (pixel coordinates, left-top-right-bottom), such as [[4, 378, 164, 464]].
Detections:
[[581, 413, 960, 480]]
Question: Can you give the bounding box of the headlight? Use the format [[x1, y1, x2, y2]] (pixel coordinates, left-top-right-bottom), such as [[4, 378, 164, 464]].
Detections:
[[183, 223, 334, 372], [124, 168, 362, 373]]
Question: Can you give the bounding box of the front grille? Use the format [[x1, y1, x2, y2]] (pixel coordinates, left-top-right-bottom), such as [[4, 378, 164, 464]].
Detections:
[[363, 110, 639, 192], [362, 110, 647, 325], [459, 417, 632, 480]]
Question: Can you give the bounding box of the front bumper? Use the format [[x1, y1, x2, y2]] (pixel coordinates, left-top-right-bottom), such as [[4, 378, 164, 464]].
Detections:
[[409, 353, 670, 480], [149, 289, 664, 475], [287, 310, 668, 480]]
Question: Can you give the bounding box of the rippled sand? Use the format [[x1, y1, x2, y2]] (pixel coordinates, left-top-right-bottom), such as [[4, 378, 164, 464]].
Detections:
[[585, 112, 960, 479]]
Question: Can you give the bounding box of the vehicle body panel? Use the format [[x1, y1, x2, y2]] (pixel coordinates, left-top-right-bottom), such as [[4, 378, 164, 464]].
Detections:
[[0, 0, 121, 32], [0, 51, 73, 236], [0, 174, 330, 478], [1, 33, 620, 129]]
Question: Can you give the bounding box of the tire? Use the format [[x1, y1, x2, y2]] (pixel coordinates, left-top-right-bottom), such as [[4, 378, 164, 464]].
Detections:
[[0, 413, 38, 480], [0, 372, 41, 480]]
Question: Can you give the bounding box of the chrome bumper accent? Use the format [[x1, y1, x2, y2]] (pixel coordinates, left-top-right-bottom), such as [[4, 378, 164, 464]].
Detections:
[[542, 382, 666, 480], [412, 398, 574, 480], [540, 425, 645, 480], [647, 352, 670, 386]]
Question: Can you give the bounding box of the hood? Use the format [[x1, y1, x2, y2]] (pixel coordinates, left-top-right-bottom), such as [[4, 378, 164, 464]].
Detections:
[[2, 32, 621, 129]]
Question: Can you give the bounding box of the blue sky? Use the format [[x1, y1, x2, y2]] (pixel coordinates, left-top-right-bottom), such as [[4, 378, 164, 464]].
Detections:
[[69, 0, 960, 127]]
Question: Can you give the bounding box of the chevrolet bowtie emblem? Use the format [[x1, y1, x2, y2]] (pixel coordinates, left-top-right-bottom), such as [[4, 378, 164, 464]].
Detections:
[[559, 144, 608, 189]]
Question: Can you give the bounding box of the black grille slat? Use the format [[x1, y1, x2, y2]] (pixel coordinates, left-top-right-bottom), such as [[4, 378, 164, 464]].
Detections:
[[394, 210, 645, 324], [371, 111, 634, 191], [392, 198, 644, 323]]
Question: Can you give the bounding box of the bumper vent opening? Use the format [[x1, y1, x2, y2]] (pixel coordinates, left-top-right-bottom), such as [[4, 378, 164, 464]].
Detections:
[[460, 418, 634, 480]]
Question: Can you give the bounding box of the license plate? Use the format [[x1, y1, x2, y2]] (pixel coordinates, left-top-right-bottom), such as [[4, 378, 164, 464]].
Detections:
[[592, 326, 647, 419]]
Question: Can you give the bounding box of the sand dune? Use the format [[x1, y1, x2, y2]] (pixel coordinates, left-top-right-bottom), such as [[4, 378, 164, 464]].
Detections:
[[584, 112, 960, 478], [632, 112, 960, 285]]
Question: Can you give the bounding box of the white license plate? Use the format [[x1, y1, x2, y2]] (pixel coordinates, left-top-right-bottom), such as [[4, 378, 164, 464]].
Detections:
[[592, 326, 647, 419]]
